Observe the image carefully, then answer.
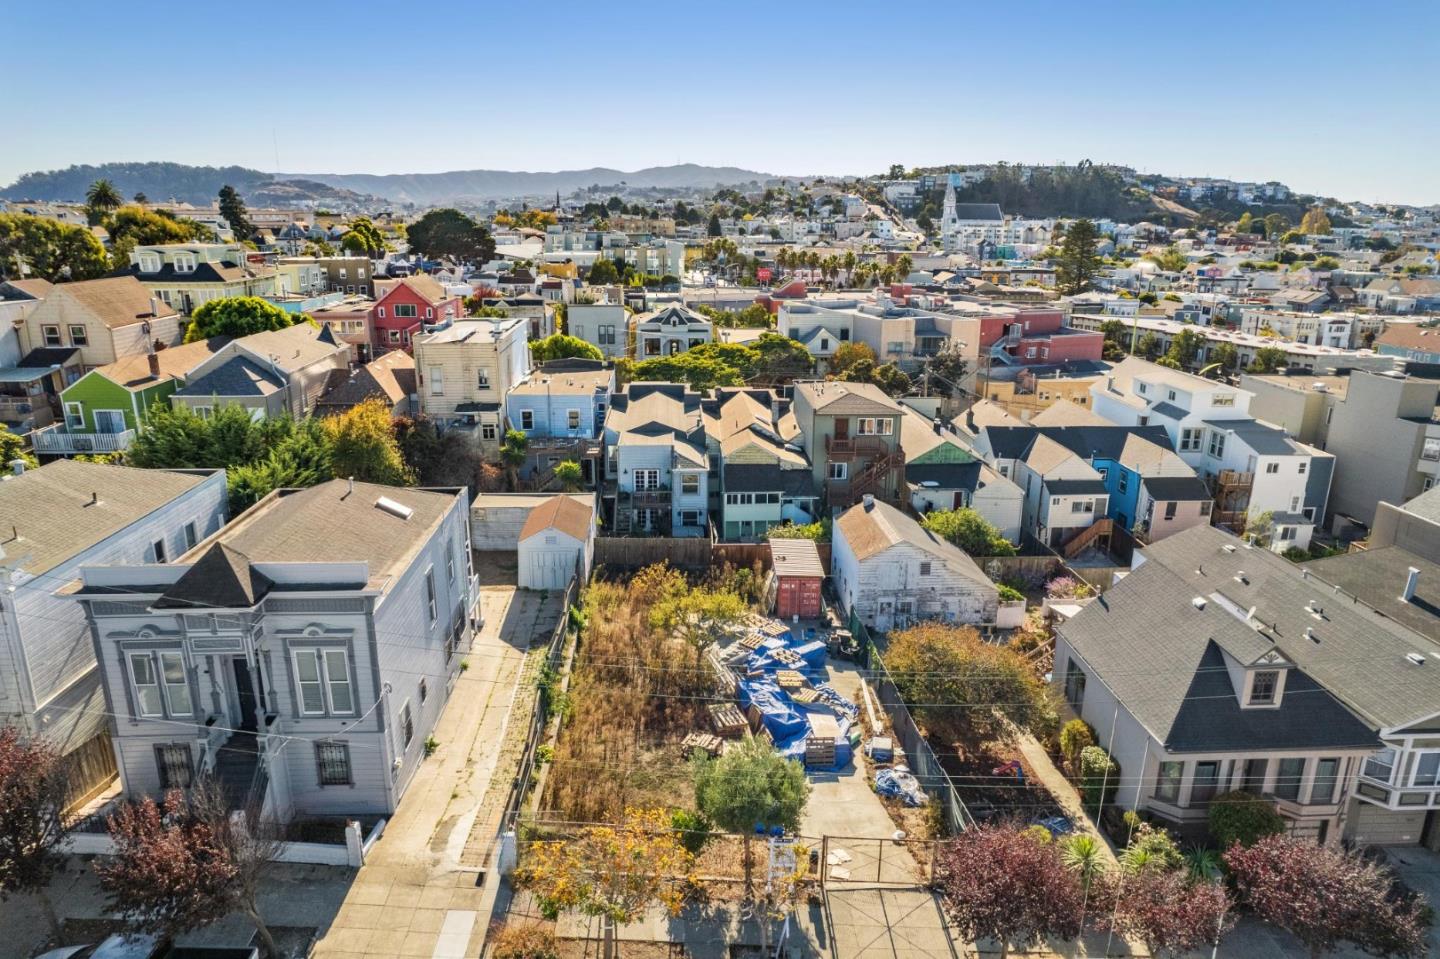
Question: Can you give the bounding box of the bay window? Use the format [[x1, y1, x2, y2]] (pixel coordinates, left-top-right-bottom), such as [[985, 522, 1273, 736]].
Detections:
[[1412, 752, 1440, 788], [1364, 748, 1396, 784]]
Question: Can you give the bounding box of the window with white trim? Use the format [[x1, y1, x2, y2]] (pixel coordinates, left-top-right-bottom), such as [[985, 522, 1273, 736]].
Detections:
[[68, 325, 89, 346], [428, 366, 444, 395], [42, 325, 61, 347], [1179, 427, 1203, 452], [183, 522, 197, 549], [292, 648, 355, 716], [393, 303, 417, 318], [425, 567, 438, 623], [130, 652, 164, 717], [827, 462, 847, 481], [399, 700, 415, 750]]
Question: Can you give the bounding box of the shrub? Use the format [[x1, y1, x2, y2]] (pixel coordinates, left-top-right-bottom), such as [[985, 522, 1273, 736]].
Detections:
[[1281, 546, 1310, 562], [1045, 575, 1094, 600], [997, 584, 1025, 603], [491, 920, 561, 959], [424, 735, 439, 757], [1078, 746, 1119, 813], [1022, 824, 1054, 844], [669, 808, 712, 856], [1208, 791, 1284, 849], [1120, 822, 1185, 874], [1059, 720, 1095, 775]]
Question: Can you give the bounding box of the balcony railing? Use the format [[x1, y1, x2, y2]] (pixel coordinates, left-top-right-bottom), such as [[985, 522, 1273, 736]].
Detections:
[[825, 435, 893, 457], [31, 424, 136, 454]]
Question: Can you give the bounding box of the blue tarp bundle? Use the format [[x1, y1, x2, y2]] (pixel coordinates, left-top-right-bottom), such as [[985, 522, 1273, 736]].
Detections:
[[875, 766, 927, 807], [736, 678, 808, 741]]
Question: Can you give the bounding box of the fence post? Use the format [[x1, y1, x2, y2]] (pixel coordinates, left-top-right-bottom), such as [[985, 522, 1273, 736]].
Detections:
[[819, 835, 828, 890]]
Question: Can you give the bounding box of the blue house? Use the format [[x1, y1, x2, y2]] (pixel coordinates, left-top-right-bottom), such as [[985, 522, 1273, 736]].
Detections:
[[504, 359, 614, 488]]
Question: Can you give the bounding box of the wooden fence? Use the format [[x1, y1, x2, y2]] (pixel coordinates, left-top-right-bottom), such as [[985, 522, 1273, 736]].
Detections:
[[712, 541, 832, 574], [594, 536, 713, 570]]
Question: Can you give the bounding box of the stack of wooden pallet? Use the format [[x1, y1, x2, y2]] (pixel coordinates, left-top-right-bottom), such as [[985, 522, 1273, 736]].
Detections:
[[805, 714, 840, 767], [680, 732, 723, 757], [707, 702, 748, 738], [775, 669, 808, 691]]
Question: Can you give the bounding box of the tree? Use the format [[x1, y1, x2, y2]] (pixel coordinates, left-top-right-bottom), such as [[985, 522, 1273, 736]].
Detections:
[[933, 823, 1084, 959], [1162, 327, 1203, 370], [1208, 791, 1284, 849], [324, 398, 412, 486], [921, 508, 1015, 556], [217, 185, 255, 242], [1078, 747, 1120, 815], [1101, 866, 1234, 958], [339, 216, 384, 258], [652, 587, 746, 675], [1247, 346, 1287, 374], [395, 416, 483, 489], [1226, 835, 1429, 959], [707, 212, 723, 237], [104, 205, 215, 270], [693, 735, 809, 892], [514, 807, 692, 952], [586, 258, 620, 285], [1144, 246, 1188, 272], [85, 178, 122, 224], [0, 728, 71, 943], [1299, 206, 1333, 236], [921, 341, 971, 397], [499, 428, 528, 489], [96, 783, 281, 959], [0, 213, 109, 282], [1207, 341, 1239, 375], [529, 333, 602, 364], [884, 622, 1049, 742], [829, 340, 876, 378], [554, 460, 583, 491], [749, 332, 813, 380], [632, 352, 746, 392], [185, 296, 297, 342], [405, 208, 496, 265], [869, 362, 911, 397], [1055, 218, 1102, 295]]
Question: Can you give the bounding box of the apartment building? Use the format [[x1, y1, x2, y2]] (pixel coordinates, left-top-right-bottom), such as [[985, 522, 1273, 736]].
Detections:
[[413, 317, 531, 453]]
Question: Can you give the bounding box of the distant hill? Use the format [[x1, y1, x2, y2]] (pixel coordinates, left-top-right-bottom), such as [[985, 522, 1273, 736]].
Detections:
[[1, 161, 776, 207], [0, 162, 377, 208], [279, 163, 775, 205]]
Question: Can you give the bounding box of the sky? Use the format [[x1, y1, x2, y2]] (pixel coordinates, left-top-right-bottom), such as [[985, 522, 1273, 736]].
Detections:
[[4, 0, 1438, 205]]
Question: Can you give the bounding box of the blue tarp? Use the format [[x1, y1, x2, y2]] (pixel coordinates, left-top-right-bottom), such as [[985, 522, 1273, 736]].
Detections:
[[736, 678, 808, 741]]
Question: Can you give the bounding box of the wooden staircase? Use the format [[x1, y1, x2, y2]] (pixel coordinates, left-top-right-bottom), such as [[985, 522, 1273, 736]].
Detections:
[[848, 449, 903, 502], [1062, 517, 1115, 559]]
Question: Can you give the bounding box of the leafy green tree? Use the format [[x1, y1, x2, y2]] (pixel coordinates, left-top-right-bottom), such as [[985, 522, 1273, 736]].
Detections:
[[394, 415, 484, 489], [529, 333, 603, 363], [632, 352, 745, 391], [104, 205, 215, 270], [693, 735, 809, 890], [185, 296, 297, 342], [1055, 218, 1102, 295], [1247, 346, 1287, 374], [869, 361, 911, 397], [829, 340, 876, 377], [405, 208, 496, 264], [0, 213, 108, 282], [499, 428, 528, 489], [338, 216, 384, 258], [885, 622, 1048, 742], [217, 185, 254, 242], [1162, 327, 1203, 370], [750, 333, 813, 379], [586, 258, 620, 285], [921, 508, 1015, 556], [85, 179, 122, 224], [922, 342, 970, 396], [554, 460, 583, 491], [324, 397, 412, 485], [1263, 213, 1289, 238]]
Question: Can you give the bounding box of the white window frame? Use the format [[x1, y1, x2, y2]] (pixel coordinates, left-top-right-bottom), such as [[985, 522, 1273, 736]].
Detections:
[[680, 473, 700, 495], [68, 324, 89, 346], [428, 365, 444, 396], [183, 522, 198, 549], [64, 402, 85, 429], [129, 652, 165, 718], [393, 303, 418, 319], [828, 462, 848, 481], [42, 325, 62, 347], [634, 468, 661, 491], [477, 369, 490, 389], [292, 647, 355, 717], [425, 566, 438, 623], [520, 409, 534, 430]]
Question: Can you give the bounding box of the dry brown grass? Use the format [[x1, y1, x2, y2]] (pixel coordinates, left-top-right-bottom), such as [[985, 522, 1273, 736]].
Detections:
[[544, 566, 721, 823]]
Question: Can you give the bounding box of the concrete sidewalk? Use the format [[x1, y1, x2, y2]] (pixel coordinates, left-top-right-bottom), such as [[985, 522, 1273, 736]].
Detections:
[[313, 586, 561, 959]]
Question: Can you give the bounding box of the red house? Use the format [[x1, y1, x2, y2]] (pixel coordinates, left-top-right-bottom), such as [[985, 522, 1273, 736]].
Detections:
[[976, 308, 1103, 365], [370, 276, 464, 355]]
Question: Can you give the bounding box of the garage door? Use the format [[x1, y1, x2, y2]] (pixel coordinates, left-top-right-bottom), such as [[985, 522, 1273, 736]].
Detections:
[[525, 549, 572, 590]]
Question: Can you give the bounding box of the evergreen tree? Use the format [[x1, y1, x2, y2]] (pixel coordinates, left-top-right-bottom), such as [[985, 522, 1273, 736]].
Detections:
[[1055, 218, 1102, 295], [217, 185, 255, 242], [707, 212, 723, 237]]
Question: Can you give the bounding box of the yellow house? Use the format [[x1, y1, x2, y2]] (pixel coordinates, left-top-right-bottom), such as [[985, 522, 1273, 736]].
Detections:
[[19, 276, 182, 373], [122, 243, 278, 314]]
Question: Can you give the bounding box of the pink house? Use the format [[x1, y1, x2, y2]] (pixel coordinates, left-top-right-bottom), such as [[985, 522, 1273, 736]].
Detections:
[[370, 276, 464, 355]]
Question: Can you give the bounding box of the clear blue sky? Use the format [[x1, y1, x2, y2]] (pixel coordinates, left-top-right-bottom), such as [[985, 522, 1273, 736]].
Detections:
[[5, 0, 1437, 204]]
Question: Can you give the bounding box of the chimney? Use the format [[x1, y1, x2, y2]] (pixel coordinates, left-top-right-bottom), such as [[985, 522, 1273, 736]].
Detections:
[[932, 416, 942, 434], [147, 352, 161, 378], [965, 408, 976, 431], [149, 297, 159, 317], [1402, 566, 1421, 603], [862, 493, 875, 511]]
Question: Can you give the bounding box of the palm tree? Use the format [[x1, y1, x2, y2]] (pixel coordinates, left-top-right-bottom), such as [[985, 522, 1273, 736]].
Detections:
[[1059, 833, 1105, 892], [895, 253, 913, 279], [842, 250, 857, 285], [85, 179, 122, 224]]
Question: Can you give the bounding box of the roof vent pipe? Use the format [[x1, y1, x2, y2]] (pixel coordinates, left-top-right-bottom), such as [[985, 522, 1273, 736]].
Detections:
[[1402, 566, 1421, 603]]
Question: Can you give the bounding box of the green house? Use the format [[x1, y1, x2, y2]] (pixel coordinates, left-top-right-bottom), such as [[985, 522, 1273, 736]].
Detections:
[[39, 338, 231, 455]]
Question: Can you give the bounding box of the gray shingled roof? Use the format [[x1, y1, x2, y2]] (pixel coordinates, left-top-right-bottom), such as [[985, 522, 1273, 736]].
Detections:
[[1122, 525, 1440, 732], [174, 357, 284, 398], [154, 543, 274, 609], [0, 461, 211, 576]]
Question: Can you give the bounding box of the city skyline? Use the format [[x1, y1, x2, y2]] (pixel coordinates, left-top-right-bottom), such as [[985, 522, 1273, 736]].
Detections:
[[4, 0, 1437, 205]]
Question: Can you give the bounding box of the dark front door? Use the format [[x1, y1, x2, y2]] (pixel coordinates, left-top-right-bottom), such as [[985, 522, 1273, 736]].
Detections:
[[232, 658, 259, 732], [834, 417, 849, 441]]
